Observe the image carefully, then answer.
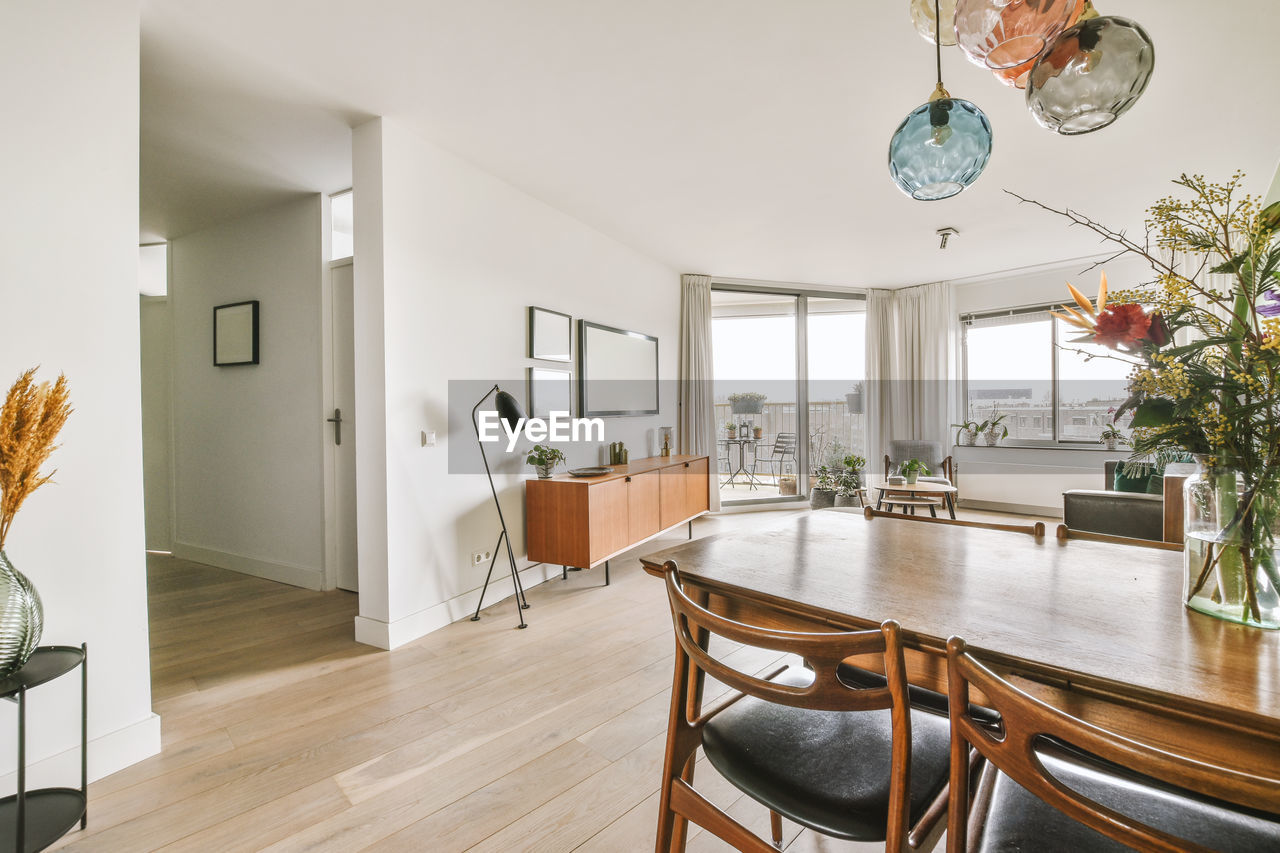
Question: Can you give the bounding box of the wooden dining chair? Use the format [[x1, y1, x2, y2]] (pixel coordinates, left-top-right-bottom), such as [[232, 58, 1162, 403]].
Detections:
[[945, 637, 1280, 852], [863, 506, 1045, 538], [1055, 523, 1184, 551], [655, 560, 951, 853]]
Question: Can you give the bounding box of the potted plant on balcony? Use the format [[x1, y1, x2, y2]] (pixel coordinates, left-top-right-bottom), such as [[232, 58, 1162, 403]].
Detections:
[[980, 412, 1009, 446], [845, 382, 864, 415], [899, 458, 929, 485], [843, 455, 866, 484], [726, 422, 737, 439], [728, 391, 767, 414], [952, 418, 981, 446], [526, 444, 566, 479], [1099, 424, 1128, 452], [809, 466, 837, 509]]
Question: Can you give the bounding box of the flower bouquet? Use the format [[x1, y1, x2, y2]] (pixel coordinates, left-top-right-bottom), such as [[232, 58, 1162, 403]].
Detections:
[[1026, 172, 1280, 628]]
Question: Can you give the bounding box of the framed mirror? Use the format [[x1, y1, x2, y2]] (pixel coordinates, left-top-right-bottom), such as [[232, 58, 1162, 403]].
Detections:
[[528, 306, 572, 362], [578, 320, 659, 417], [527, 366, 574, 419], [213, 300, 260, 366]]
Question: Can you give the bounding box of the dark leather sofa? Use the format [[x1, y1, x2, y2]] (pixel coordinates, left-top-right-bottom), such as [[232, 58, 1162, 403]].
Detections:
[[1061, 460, 1193, 543]]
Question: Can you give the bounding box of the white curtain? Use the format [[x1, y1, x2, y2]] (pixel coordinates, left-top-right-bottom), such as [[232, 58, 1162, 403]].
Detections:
[[678, 274, 720, 511], [864, 282, 956, 481]]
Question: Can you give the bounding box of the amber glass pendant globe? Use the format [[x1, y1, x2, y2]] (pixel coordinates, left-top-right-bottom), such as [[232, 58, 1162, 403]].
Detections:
[[888, 97, 993, 201], [956, 0, 1081, 70], [910, 0, 958, 46], [1027, 15, 1154, 134]]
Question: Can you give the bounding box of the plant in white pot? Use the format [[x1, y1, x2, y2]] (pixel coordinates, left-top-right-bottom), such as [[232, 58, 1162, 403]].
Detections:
[[834, 470, 863, 507], [526, 444, 566, 479], [980, 412, 1009, 446], [1099, 424, 1128, 452], [809, 466, 837, 509], [728, 391, 766, 415], [952, 418, 981, 446], [899, 458, 929, 485]]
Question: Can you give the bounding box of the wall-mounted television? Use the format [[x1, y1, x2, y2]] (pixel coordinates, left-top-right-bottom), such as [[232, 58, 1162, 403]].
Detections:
[[578, 320, 659, 417]]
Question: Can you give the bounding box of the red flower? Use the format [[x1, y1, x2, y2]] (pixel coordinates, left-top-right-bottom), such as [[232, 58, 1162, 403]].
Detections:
[[1093, 304, 1151, 350]]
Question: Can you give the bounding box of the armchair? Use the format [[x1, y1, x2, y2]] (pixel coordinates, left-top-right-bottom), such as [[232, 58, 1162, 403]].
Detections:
[[1061, 460, 1194, 543], [883, 440, 953, 486]]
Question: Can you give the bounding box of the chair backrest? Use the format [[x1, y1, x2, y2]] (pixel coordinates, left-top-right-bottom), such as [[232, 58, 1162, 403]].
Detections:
[[1055, 523, 1183, 551], [661, 560, 917, 847], [864, 506, 1045, 537], [772, 432, 797, 455], [945, 637, 1280, 853], [888, 440, 943, 470]]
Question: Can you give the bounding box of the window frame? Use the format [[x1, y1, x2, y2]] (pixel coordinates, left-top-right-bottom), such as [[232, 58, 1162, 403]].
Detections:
[[961, 303, 1126, 449]]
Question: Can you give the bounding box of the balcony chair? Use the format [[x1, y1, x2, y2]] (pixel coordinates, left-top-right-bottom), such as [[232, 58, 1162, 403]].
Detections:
[[945, 637, 1280, 852], [654, 560, 951, 852], [762, 432, 797, 483], [884, 440, 953, 487]]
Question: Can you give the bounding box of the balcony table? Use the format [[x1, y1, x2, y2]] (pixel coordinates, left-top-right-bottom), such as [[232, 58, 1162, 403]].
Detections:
[[640, 511, 1280, 802]]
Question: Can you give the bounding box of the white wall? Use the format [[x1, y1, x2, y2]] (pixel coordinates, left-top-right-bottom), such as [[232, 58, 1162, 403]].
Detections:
[[140, 297, 173, 551], [950, 254, 1151, 513], [0, 0, 159, 786], [169, 196, 328, 589], [352, 118, 680, 648]]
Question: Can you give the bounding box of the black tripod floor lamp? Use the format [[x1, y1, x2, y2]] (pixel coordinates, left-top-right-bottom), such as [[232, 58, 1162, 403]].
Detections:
[[470, 384, 531, 628]]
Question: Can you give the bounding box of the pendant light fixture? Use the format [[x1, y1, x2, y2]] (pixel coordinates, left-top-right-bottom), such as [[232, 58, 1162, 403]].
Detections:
[[910, 0, 957, 46], [989, 0, 1086, 88], [955, 0, 1081, 71], [1026, 2, 1154, 134], [889, 0, 993, 201]]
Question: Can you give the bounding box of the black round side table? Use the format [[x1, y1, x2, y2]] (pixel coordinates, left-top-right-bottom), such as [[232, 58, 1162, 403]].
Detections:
[[0, 645, 87, 853]]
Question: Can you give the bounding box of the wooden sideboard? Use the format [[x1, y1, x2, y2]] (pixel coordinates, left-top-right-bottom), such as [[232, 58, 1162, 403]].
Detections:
[[525, 455, 710, 574]]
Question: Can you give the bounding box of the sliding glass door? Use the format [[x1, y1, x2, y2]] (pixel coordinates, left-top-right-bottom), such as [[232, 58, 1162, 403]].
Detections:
[[711, 286, 865, 506]]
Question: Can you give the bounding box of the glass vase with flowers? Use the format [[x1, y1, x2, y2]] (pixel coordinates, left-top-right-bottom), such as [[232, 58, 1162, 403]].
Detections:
[[1024, 172, 1280, 628]]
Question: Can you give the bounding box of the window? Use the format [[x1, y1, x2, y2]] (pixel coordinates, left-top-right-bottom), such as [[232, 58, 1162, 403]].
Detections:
[[962, 307, 1131, 446], [330, 190, 353, 260]]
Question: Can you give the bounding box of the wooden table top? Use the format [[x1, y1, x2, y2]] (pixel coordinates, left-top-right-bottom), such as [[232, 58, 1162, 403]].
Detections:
[[877, 481, 956, 495], [640, 511, 1280, 736]]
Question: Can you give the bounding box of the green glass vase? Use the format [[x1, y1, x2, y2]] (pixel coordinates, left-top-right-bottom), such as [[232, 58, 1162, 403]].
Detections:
[[0, 550, 43, 675]]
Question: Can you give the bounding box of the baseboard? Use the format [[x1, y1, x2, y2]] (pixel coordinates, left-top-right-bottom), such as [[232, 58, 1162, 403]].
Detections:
[[0, 712, 161, 795], [958, 499, 1061, 519], [172, 541, 323, 591], [353, 562, 560, 650]]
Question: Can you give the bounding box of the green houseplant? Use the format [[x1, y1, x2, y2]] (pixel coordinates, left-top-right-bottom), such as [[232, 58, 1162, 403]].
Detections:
[[979, 412, 1009, 446], [1099, 424, 1128, 452], [810, 465, 837, 510], [899, 458, 929, 485], [526, 444, 566, 479], [1030, 171, 1280, 628], [952, 418, 981, 446], [834, 470, 863, 507], [728, 391, 767, 414]]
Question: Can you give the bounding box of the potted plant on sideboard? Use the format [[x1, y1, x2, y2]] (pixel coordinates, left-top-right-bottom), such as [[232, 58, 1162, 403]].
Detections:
[[526, 444, 566, 479]]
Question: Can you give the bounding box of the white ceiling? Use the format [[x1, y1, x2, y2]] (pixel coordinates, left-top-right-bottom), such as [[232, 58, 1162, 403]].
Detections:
[[140, 0, 1280, 288]]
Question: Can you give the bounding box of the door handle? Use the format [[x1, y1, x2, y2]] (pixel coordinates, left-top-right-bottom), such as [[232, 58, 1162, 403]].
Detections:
[[327, 408, 342, 446]]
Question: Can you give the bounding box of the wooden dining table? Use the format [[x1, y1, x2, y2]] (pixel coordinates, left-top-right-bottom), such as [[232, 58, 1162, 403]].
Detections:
[[640, 511, 1280, 798]]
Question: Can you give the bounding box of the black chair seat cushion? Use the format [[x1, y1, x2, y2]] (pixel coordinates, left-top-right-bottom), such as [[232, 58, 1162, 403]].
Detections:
[[837, 663, 1002, 728], [700, 667, 951, 841], [977, 740, 1280, 852]]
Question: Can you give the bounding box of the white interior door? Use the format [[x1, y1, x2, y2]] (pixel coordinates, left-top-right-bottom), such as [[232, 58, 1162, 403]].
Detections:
[[331, 261, 359, 591]]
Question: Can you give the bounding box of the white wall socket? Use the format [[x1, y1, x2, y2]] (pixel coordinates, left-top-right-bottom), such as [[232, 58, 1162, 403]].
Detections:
[[471, 550, 491, 566]]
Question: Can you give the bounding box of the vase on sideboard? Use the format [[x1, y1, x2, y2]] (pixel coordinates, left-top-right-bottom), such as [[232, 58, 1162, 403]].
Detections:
[[0, 550, 43, 676]]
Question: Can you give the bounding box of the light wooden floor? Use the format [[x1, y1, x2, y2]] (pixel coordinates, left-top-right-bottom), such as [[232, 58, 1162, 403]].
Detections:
[[51, 506, 1041, 852]]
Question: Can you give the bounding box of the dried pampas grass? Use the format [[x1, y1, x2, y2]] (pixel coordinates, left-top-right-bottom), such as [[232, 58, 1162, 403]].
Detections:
[[0, 368, 72, 548]]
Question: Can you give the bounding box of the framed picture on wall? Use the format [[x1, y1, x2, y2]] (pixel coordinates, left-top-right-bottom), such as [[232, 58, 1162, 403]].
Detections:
[[527, 366, 574, 419], [578, 320, 659, 417], [528, 306, 572, 362], [213, 300, 260, 366]]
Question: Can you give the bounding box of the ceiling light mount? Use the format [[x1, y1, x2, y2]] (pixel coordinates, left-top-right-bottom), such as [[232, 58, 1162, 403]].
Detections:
[[937, 227, 959, 249]]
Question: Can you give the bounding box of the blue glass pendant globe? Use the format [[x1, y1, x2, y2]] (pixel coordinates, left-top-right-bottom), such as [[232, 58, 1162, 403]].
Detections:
[[888, 98, 993, 200]]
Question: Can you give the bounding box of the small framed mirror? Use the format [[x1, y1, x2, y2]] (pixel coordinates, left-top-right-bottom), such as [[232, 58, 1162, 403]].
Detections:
[[214, 300, 260, 366], [528, 306, 572, 362]]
